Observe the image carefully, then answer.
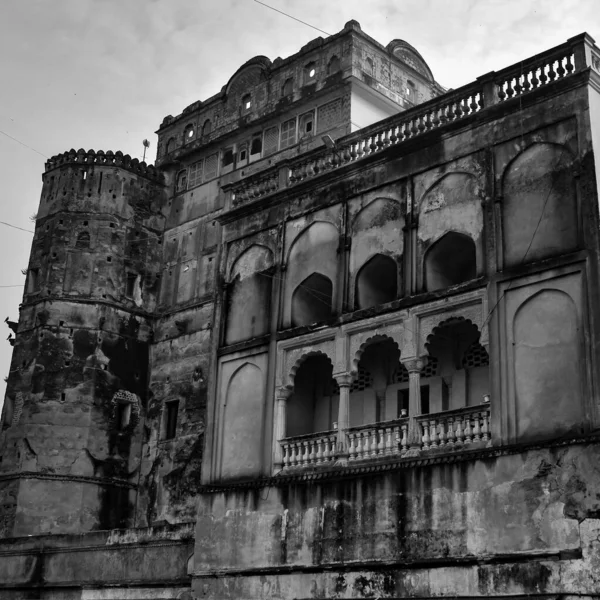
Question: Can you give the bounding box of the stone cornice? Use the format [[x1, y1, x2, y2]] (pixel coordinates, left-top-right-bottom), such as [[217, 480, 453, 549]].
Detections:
[[199, 433, 600, 493], [0, 471, 137, 489]]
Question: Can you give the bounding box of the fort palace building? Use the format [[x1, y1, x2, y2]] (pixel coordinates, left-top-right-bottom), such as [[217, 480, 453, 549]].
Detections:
[[2, 20, 600, 600]]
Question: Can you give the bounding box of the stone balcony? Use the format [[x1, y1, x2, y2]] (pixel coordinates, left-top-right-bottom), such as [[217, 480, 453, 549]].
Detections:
[[279, 402, 491, 470]]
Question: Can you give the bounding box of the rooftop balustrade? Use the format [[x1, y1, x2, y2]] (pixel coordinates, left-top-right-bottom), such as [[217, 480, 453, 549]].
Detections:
[[228, 33, 596, 209]]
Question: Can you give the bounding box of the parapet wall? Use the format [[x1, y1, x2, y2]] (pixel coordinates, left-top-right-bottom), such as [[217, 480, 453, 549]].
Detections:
[[45, 148, 163, 182]]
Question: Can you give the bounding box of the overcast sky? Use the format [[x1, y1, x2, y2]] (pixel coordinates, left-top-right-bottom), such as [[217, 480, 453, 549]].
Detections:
[[0, 0, 598, 410]]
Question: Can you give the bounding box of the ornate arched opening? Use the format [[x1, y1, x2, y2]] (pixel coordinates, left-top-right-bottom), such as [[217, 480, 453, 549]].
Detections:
[[425, 317, 489, 411], [286, 353, 338, 437]]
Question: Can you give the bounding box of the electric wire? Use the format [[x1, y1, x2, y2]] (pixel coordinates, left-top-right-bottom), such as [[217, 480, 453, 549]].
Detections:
[[0, 128, 48, 159], [0, 220, 34, 234], [253, 0, 332, 36]]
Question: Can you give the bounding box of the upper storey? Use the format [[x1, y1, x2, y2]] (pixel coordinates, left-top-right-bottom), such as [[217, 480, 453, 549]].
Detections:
[[155, 20, 444, 172]]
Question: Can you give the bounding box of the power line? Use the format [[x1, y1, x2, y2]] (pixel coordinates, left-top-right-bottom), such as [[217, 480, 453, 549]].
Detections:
[[0, 284, 24, 288], [253, 0, 331, 36], [0, 129, 48, 159], [0, 220, 34, 234]]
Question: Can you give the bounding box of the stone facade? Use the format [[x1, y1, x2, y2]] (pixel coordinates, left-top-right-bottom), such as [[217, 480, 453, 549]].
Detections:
[[2, 19, 600, 600]]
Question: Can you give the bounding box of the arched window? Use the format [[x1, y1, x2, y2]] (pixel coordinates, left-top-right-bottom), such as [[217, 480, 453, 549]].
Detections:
[[291, 273, 332, 327], [75, 231, 90, 249], [406, 80, 416, 98], [241, 94, 252, 114], [287, 354, 338, 436], [250, 136, 262, 156], [282, 78, 293, 97], [304, 62, 317, 85], [299, 111, 314, 138], [201, 119, 212, 137], [426, 318, 488, 411], [327, 55, 340, 75], [355, 254, 397, 309], [365, 57, 374, 75], [424, 232, 476, 292], [175, 170, 187, 193], [166, 137, 175, 154], [183, 124, 195, 143]]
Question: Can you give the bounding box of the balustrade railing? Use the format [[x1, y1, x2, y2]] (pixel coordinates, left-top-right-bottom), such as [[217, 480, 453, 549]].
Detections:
[[416, 404, 491, 449], [347, 418, 408, 461], [228, 35, 596, 210], [493, 45, 575, 102], [280, 430, 337, 468], [279, 404, 492, 470]]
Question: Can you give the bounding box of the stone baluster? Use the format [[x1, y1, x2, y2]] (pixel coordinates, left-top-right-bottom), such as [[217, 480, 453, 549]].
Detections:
[[274, 387, 292, 469], [422, 420, 430, 448], [481, 410, 490, 442], [472, 412, 482, 442], [437, 420, 446, 447], [316, 437, 324, 463], [402, 357, 428, 456], [463, 414, 473, 444], [429, 419, 438, 448], [334, 373, 353, 463], [348, 433, 356, 460], [385, 426, 394, 455], [455, 417, 464, 444], [400, 423, 408, 452], [446, 417, 456, 447]]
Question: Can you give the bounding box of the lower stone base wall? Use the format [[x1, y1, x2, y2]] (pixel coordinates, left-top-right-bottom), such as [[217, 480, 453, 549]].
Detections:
[[0, 523, 194, 598]]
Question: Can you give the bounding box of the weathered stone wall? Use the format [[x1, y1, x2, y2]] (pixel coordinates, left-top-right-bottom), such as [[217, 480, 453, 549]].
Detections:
[[0, 151, 167, 536], [0, 523, 193, 599], [193, 442, 600, 598]]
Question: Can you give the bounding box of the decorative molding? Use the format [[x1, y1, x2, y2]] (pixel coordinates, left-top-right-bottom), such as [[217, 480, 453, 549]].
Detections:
[[199, 434, 600, 493], [0, 471, 137, 489]]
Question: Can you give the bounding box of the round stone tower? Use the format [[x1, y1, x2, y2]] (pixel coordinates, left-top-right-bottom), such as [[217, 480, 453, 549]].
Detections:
[[0, 149, 167, 536]]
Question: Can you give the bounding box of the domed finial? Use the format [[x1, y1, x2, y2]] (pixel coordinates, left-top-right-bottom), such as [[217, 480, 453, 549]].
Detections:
[[344, 20, 361, 30]]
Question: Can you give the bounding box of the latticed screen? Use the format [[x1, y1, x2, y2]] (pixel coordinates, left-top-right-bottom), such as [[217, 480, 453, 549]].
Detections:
[[350, 366, 373, 392], [204, 153, 218, 180], [422, 357, 438, 378], [188, 160, 203, 188], [462, 343, 489, 368], [395, 364, 409, 383], [280, 118, 297, 149], [263, 126, 279, 155]]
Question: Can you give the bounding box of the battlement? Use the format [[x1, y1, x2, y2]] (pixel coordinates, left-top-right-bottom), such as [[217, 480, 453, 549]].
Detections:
[[44, 148, 164, 183]]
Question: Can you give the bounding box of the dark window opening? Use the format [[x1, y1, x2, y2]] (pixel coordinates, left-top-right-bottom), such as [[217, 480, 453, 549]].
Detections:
[[397, 389, 409, 417], [420, 385, 430, 414], [424, 232, 476, 292], [250, 136, 262, 156], [166, 138, 175, 154], [299, 112, 314, 137], [291, 273, 333, 327], [202, 119, 212, 136], [239, 146, 247, 161], [222, 148, 234, 168], [241, 94, 252, 113], [165, 401, 179, 440], [126, 273, 137, 297], [355, 254, 397, 309]]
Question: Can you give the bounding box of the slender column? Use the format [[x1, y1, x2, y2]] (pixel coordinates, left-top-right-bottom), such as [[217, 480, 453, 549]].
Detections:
[[273, 386, 292, 469], [334, 372, 353, 462], [402, 357, 428, 456]]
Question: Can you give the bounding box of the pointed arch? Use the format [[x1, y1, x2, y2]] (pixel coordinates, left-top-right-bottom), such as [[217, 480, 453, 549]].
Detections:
[[221, 362, 264, 479], [285, 221, 339, 328], [513, 288, 583, 441], [291, 273, 333, 327], [225, 245, 274, 345], [502, 142, 577, 267], [424, 231, 476, 291], [355, 254, 398, 309]]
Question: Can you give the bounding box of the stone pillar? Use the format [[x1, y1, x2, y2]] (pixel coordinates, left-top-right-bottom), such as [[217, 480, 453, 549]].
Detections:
[[273, 387, 292, 469], [334, 372, 353, 461], [402, 357, 428, 456]]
